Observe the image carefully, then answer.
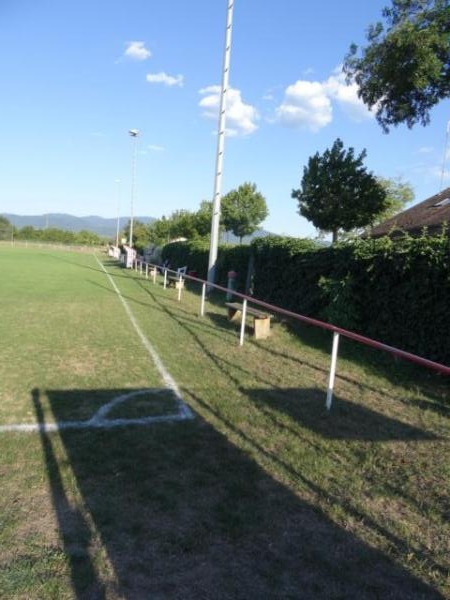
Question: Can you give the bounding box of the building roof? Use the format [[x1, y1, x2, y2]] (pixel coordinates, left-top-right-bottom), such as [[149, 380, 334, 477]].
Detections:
[[369, 187, 450, 238]]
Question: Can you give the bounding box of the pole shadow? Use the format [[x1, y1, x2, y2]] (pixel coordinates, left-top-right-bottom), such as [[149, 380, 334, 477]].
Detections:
[[244, 387, 439, 441]]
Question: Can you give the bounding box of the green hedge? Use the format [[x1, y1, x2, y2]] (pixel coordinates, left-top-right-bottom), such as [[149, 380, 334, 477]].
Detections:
[[251, 237, 331, 315], [336, 235, 450, 363], [160, 234, 449, 363], [161, 239, 251, 290], [252, 235, 450, 364]]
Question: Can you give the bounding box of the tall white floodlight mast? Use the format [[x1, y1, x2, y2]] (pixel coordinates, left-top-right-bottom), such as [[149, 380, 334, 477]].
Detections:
[[115, 179, 121, 247], [129, 129, 139, 248], [207, 0, 235, 285], [439, 120, 450, 191]]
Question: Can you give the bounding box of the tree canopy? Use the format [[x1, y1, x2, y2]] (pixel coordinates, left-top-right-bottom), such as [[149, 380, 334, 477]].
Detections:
[[374, 177, 414, 224], [0, 216, 12, 240], [221, 182, 268, 243], [292, 138, 388, 242], [122, 219, 151, 250], [344, 0, 450, 131]]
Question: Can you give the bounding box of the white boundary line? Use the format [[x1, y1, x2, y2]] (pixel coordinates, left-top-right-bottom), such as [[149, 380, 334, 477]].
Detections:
[[0, 255, 193, 433]]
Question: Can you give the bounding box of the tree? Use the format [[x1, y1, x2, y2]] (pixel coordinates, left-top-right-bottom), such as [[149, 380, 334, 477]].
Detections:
[[292, 138, 388, 243], [373, 177, 414, 225], [221, 182, 268, 243], [0, 216, 12, 241], [75, 230, 103, 245], [193, 201, 214, 238], [344, 0, 450, 131], [122, 219, 151, 251], [147, 217, 171, 245], [16, 225, 37, 240]]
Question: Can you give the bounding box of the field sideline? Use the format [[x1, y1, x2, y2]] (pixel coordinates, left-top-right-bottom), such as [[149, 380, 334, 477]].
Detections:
[[0, 245, 448, 598]]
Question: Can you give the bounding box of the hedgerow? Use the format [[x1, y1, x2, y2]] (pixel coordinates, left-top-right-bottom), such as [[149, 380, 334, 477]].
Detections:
[[161, 239, 251, 289], [252, 234, 450, 364], [160, 233, 449, 363]]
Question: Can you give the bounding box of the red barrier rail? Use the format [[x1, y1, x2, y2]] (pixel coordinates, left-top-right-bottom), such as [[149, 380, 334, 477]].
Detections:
[[177, 270, 449, 377], [136, 261, 450, 409]]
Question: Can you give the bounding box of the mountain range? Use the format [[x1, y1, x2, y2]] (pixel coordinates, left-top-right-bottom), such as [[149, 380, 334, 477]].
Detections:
[[2, 213, 273, 243], [2, 213, 154, 237]]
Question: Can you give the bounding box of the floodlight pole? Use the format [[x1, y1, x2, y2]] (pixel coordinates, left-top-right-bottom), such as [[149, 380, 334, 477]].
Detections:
[[207, 0, 235, 285], [129, 129, 139, 248], [439, 120, 450, 191], [115, 179, 121, 247]]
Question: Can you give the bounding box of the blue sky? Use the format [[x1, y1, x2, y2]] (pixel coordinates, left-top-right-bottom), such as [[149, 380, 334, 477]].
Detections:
[[1, 0, 449, 238]]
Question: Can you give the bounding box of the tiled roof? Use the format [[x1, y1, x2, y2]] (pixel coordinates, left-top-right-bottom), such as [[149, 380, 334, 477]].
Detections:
[[369, 187, 450, 238]]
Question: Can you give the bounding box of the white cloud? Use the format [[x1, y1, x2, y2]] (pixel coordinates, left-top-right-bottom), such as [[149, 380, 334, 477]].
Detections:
[[148, 144, 165, 152], [199, 85, 259, 136], [276, 80, 332, 132], [276, 66, 373, 131], [124, 41, 151, 61], [323, 68, 373, 122], [146, 72, 184, 87], [418, 146, 434, 154]]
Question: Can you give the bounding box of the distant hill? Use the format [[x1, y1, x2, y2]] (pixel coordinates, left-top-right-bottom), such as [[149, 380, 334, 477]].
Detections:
[[2, 213, 155, 238], [220, 228, 274, 244], [2, 213, 275, 242]]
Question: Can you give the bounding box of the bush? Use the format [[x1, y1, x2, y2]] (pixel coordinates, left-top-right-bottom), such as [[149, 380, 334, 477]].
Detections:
[[161, 233, 449, 363], [161, 240, 251, 290], [251, 234, 450, 364]]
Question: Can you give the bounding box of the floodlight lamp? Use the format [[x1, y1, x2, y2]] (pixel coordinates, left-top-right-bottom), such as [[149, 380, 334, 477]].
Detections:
[[129, 129, 139, 137]]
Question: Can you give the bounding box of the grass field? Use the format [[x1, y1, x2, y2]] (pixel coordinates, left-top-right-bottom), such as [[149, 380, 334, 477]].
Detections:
[[0, 245, 449, 599]]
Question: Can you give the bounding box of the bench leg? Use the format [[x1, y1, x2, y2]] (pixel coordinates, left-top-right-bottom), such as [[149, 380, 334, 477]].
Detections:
[[253, 317, 271, 339], [227, 308, 241, 322]]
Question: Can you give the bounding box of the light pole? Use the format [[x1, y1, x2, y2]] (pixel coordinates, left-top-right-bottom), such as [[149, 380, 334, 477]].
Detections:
[[115, 179, 121, 247], [128, 129, 139, 248], [207, 0, 235, 286], [440, 120, 450, 192]]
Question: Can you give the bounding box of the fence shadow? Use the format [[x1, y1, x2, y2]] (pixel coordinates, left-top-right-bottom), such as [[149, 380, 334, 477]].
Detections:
[[244, 387, 438, 441], [182, 282, 448, 404], [32, 387, 443, 599]]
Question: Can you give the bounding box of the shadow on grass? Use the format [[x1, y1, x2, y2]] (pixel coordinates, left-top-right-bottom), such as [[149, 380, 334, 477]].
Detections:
[[33, 387, 444, 599], [32, 389, 106, 599], [281, 319, 449, 401], [244, 387, 438, 441], [186, 284, 449, 405]]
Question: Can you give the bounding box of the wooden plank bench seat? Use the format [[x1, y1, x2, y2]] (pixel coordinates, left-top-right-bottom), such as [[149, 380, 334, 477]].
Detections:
[[225, 302, 272, 339]]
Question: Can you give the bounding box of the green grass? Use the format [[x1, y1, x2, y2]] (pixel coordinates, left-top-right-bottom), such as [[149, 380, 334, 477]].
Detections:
[[0, 245, 449, 598]]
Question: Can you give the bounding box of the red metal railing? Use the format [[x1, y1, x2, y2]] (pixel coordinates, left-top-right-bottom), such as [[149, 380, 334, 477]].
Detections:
[[134, 259, 449, 407]]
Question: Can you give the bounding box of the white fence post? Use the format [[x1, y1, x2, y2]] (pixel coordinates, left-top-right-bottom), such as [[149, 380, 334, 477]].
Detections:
[[153, 266, 157, 284], [163, 269, 168, 289], [178, 275, 183, 302], [239, 299, 247, 346], [200, 283, 206, 316], [326, 332, 340, 410]]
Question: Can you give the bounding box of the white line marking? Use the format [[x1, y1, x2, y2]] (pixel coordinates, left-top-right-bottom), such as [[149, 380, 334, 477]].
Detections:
[[95, 255, 191, 415], [0, 256, 194, 433], [0, 389, 189, 432]]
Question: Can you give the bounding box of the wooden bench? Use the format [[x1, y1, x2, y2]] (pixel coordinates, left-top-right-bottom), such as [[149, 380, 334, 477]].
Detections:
[[167, 266, 187, 289], [225, 302, 272, 339], [167, 276, 185, 289]]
